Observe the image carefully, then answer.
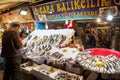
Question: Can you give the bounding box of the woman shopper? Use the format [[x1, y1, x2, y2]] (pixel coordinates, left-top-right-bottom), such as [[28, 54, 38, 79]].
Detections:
[[1, 22, 22, 80]]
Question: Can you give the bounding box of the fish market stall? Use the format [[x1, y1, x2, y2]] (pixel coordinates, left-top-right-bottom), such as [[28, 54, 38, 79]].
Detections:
[[21, 29, 120, 80]]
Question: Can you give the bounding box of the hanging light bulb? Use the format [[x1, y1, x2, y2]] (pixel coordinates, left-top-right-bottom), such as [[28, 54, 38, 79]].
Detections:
[[96, 18, 101, 23]]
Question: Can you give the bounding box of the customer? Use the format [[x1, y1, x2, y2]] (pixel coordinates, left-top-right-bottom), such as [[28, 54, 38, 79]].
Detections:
[[1, 22, 22, 80], [85, 31, 96, 49]]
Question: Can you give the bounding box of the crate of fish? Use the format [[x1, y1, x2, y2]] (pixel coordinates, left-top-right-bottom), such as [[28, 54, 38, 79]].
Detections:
[[49, 70, 84, 80], [31, 64, 58, 80]]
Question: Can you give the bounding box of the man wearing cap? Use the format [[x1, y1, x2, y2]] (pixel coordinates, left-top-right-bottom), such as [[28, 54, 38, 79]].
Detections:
[[1, 22, 22, 80]]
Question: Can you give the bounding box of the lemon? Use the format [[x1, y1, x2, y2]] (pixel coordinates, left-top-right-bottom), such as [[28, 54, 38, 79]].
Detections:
[[50, 67, 54, 73], [95, 61, 104, 67], [63, 49, 67, 53]]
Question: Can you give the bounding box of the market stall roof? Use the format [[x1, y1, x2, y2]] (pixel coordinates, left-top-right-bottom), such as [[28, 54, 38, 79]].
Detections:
[[0, 2, 23, 11], [0, 0, 56, 15], [0, 0, 31, 13]]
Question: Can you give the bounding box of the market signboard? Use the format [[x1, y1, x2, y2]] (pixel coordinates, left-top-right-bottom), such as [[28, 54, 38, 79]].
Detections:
[[34, 0, 120, 22]]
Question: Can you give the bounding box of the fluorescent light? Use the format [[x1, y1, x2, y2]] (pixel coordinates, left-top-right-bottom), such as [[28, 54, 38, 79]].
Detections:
[[106, 14, 113, 21], [45, 23, 48, 29], [20, 9, 27, 15]]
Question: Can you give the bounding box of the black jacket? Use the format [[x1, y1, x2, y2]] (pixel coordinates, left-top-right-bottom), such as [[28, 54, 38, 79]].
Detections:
[[85, 34, 96, 49], [1, 30, 22, 57]]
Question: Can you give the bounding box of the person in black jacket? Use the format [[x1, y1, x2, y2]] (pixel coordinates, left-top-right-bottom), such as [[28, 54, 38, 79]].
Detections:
[[85, 31, 96, 49], [1, 22, 22, 80]]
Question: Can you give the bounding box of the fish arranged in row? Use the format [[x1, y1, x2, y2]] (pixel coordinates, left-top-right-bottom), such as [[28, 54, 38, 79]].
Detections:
[[24, 34, 66, 47], [76, 53, 120, 74]]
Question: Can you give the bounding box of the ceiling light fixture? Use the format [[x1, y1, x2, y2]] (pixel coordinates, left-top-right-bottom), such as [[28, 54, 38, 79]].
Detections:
[[19, 8, 28, 15], [106, 14, 113, 21]]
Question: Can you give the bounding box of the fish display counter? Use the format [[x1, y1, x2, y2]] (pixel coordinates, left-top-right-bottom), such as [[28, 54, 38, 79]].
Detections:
[[21, 29, 120, 80]]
